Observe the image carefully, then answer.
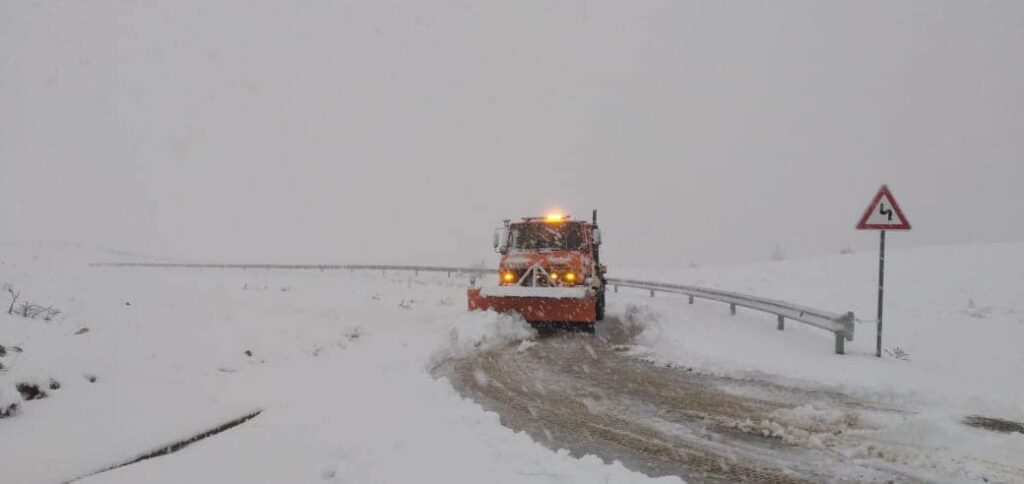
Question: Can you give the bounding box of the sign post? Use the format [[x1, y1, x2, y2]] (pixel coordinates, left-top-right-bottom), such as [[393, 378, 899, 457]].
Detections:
[[877, 229, 885, 358], [856, 185, 911, 358]]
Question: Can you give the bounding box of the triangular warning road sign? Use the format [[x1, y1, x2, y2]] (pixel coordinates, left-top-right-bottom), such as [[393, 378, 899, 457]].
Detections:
[[857, 185, 911, 230]]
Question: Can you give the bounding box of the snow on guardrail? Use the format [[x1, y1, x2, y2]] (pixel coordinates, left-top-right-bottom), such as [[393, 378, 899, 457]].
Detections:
[[90, 262, 495, 276], [605, 278, 855, 355], [91, 263, 854, 354]]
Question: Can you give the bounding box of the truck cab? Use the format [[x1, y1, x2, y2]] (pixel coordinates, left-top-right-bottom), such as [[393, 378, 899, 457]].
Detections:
[[494, 215, 604, 292]]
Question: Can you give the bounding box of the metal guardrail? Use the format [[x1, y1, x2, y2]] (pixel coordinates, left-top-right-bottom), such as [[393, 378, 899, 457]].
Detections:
[[92, 262, 854, 354], [606, 277, 855, 354], [90, 262, 495, 277]]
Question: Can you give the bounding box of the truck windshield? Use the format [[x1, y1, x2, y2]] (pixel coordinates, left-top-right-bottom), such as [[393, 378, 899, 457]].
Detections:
[[509, 223, 585, 251]]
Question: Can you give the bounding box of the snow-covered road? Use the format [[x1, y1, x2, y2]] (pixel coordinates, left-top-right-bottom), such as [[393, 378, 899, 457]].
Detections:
[[441, 315, 1001, 482]]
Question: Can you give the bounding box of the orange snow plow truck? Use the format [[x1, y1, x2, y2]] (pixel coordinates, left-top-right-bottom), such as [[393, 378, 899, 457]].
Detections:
[[468, 210, 607, 330]]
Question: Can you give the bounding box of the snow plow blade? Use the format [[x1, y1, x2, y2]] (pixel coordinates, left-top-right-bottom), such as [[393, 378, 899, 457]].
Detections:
[[467, 286, 596, 323]]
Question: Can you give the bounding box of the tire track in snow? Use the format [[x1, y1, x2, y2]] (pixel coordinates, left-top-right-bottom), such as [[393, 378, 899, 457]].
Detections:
[[439, 318, 932, 483]]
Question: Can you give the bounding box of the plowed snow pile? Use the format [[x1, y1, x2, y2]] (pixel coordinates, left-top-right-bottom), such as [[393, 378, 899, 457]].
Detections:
[[0, 242, 677, 484]]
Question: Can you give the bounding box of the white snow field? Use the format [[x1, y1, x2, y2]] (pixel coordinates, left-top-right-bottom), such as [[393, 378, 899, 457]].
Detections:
[[2, 240, 1023, 482], [0, 242, 679, 484], [617, 242, 1024, 480]]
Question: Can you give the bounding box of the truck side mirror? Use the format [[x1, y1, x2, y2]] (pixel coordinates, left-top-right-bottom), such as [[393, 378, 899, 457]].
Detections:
[[494, 229, 508, 254], [593, 228, 602, 246]]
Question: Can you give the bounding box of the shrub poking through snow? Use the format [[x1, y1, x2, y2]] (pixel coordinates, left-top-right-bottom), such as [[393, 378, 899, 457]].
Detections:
[[884, 347, 910, 361], [345, 326, 363, 341], [5, 284, 19, 314], [963, 415, 1024, 434], [0, 397, 18, 418], [15, 379, 60, 401], [4, 285, 61, 320], [16, 383, 46, 400], [14, 302, 62, 321]]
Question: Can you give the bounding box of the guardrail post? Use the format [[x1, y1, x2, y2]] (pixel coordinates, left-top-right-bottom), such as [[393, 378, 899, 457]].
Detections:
[[777, 315, 784, 331], [834, 333, 845, 355], [447, 271, 451, 277], [649, 289, 655, 297], [382, 269, 386, 276], [688, 295, 694, 304], [614, 285, 618, 293], [414, 269, 419, 276], [730, 304, 736, 315]]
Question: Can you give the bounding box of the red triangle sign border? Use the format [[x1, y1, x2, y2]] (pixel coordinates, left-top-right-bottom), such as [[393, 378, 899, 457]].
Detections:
[[857, 185, 911, 230]]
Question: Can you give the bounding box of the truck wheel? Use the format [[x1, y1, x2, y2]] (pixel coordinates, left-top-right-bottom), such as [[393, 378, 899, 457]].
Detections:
[[595, 290, 605, 321]]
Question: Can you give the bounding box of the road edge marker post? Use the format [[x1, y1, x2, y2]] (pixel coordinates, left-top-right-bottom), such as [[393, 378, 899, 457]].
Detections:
[[856, 184, 911, 358]]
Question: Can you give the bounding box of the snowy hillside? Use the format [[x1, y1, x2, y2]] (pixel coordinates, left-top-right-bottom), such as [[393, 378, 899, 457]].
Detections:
[[617, 242, 1024, 412], [2, 241, 1023, 482], [614, 242, 1024, 479], [0, 243, 676, 484]]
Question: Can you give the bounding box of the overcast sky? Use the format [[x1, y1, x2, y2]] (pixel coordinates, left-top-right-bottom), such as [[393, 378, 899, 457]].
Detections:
[[2, 1, 1022, 269]]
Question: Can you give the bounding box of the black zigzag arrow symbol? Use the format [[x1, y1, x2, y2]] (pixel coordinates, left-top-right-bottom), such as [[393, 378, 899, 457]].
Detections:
[[879, 202, 893, 221]]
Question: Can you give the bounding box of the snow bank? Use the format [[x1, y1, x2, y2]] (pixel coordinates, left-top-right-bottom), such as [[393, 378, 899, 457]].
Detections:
[[0, 243, 675, 484], [611, 242, 1024, 480], [616, 243, 1024, 414]]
